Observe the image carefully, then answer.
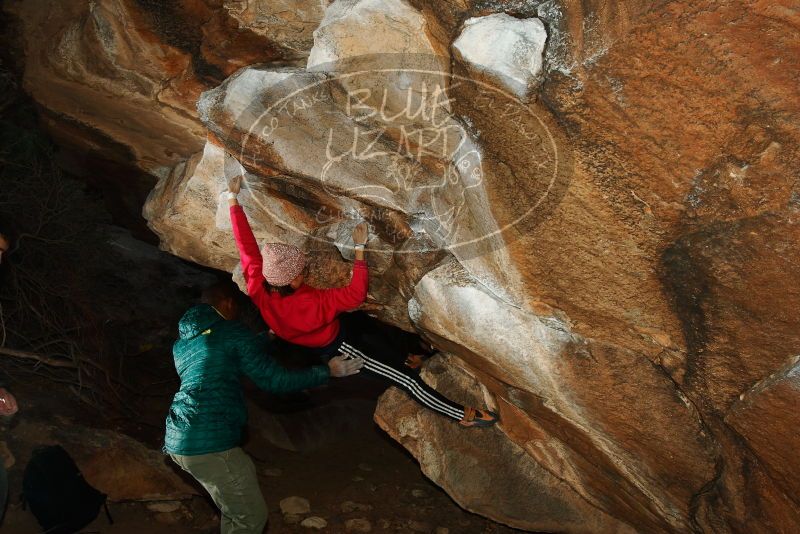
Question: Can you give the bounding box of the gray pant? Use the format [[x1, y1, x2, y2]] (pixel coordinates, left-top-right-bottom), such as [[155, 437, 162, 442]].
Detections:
[[170, 448, 267, 534]]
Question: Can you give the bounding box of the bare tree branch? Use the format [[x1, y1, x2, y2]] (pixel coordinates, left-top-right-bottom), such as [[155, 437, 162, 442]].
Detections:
[[0, 346, 77, 368]]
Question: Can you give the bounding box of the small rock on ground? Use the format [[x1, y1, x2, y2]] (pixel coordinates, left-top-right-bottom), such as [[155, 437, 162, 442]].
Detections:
[[280, 496, 311, 515], [146, 501, 183, 513], [261, 467, 282, 477], [301, 516, 328, 529]]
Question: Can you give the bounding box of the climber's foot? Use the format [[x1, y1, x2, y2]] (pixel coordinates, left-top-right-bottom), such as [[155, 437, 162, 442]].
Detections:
[[404, 353, 428, 370], [418, 339, 437, 356], [458, 407, 499, 428]]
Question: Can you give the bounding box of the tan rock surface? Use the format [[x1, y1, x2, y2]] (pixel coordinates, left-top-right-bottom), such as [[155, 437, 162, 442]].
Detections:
[[452, 14, 547, 101], [7, 0, 800, 531], [307, 0, 449, 67], [407, 260, 716, 532], [223, 0, 328, 59], [10, 420, 197, 502], [726, 355, 800, 503], [4, 0, 303, 173], [375, 355, 636, 533], [6, 0, 206, 172]]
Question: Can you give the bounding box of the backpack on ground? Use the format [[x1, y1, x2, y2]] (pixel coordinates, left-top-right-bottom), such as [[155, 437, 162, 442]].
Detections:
[[22, 445, 113, 534]]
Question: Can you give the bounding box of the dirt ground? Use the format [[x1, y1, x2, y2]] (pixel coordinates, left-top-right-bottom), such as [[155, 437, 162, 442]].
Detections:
[[1, 352, 523, 534]]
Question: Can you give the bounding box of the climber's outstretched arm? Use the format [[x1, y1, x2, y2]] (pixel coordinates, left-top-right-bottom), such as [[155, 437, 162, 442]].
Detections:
[[226, 174, 264, 298]]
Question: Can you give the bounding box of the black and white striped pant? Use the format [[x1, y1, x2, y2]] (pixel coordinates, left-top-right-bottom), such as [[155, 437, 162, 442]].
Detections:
[[288, 313, 467, 422], [336, 340, 466, 421]]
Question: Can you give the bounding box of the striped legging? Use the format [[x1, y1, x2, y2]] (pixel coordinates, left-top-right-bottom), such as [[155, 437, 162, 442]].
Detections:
[[336, 340, 466, 421], [282, 312, 467, 421]]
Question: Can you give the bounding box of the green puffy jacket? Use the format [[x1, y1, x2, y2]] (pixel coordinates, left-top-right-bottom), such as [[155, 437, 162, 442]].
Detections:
[[164, 304, 330, 455]]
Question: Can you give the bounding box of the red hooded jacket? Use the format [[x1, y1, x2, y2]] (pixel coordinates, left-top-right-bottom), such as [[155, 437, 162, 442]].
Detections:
[[230, 205, 368, 347]]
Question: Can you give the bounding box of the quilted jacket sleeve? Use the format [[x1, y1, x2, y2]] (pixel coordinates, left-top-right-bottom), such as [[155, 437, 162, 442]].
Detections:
[[235, 328, 330, 393]]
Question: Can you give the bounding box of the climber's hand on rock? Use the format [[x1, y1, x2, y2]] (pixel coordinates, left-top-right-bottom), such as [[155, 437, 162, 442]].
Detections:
[[0, 388, 18, 416], [352, 222, 369, 246], [328, 354, 363, 377], [227, 173, 243, 195]]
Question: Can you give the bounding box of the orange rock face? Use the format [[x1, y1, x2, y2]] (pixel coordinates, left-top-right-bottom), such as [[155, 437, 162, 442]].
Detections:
[[6, 0, 800, 531], [4, 0, 303, 173]]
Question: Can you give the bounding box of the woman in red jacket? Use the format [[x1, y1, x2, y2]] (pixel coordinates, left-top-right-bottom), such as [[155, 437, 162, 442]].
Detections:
[[226, 176, 497, 427]]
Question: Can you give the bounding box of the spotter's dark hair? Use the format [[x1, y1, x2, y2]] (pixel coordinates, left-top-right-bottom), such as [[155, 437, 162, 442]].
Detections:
[[201, 281, 241, 307], [264, 281, 296, 297]]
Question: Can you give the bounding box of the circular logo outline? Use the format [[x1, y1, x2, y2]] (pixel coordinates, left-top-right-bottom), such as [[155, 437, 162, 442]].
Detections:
[[228, 55, 571, 257]]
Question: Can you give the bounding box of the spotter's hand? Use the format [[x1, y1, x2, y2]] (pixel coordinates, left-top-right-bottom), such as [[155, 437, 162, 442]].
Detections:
[[328, 354, 364, 377]]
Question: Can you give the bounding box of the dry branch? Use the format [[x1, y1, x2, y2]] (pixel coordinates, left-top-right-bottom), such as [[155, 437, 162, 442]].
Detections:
[[0, 346, 77, 368]]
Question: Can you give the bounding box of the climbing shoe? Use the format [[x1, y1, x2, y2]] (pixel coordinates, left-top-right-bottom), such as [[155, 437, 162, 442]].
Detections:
[[404, 354, 428, 370], [405, 340, 438, 371], [458, 407, 499, 428]]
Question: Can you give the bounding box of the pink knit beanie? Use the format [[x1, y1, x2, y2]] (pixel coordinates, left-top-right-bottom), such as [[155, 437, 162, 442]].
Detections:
[[260, 243, 306, 287]]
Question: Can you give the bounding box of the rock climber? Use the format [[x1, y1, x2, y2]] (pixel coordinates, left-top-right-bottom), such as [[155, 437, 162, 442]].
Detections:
[[225, 174, 498, 428], [164, 282, 363, 534]]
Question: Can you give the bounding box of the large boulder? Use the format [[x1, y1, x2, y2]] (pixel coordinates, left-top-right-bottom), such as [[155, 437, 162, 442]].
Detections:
[[375, 355, 634, 534], [9, 420, 197, 502], [403, 260, 717, 532], [6, 0, 800, 531]]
